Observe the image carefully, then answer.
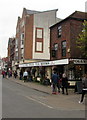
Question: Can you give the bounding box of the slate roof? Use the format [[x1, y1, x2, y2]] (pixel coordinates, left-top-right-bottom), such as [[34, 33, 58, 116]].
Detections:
[[26, 9, 40, 15], [50, 11, 87, 28]]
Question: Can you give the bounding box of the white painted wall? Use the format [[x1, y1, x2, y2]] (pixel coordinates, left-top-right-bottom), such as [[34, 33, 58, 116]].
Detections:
[[33, 10, 57, 60]]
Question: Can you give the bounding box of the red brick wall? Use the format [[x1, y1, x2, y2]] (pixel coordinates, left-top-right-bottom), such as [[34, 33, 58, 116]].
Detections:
[[50, 18, 84, 60], [24, 15, 33, 59], [70, 19, 83, 58], [50, 20, 71, 60]]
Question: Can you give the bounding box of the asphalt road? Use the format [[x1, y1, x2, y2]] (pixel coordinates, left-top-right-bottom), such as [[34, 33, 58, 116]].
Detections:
[[2, 77, 85, 118]]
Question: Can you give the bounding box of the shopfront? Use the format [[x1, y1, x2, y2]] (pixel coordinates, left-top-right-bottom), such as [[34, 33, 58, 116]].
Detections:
[[19, 59, 69, 82], [18, 58, 87, 86]]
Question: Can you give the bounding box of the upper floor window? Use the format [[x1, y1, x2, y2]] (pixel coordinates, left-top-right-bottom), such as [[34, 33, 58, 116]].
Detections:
[[16, 28, 19, 33], [53, 43, 58, 51], [37, 29, 43, 38], [21, 33, 24, 40], [51, 43, 58, 57], [21, 33, 24, 45], [21, 20, 25, 28], [15, 39, 18, 49], [35, 28, 43, 52], [58, 26, 62, 38], [61, 41, 66, 57]]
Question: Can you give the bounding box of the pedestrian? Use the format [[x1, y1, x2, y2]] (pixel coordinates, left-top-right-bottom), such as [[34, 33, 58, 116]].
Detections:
[[61, 73, 68, 95], [5, 71, 7, 78], [23, 70, 28, 82], [31, 67, 36, 78], [20, 70, 23, 80], [79, 73, 87, 104], [51, 71, 60, 94], [2, 70, 5, 78], [14, 71, 17, 78], [27, 69, 32, 81]]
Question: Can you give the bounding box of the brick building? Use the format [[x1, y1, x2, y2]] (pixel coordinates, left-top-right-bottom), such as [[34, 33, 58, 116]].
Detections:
[[8, 37, 15, 69], [1, 57, 8, 71], [50, 11, 87, 81], [15, 8, 61, 78], [15, 8, 60, 63]]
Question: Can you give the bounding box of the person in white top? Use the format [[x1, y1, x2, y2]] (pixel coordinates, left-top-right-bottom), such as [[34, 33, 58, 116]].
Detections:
[[23, 70, 28, 82]]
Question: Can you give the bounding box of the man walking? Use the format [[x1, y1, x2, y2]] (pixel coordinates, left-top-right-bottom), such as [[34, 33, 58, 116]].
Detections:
[[51, 71, 60, 94]]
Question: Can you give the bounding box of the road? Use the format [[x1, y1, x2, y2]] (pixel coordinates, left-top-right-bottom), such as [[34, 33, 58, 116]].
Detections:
[[2, 77, 85, 118]]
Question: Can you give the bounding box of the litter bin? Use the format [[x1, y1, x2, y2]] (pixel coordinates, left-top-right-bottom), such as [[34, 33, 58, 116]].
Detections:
[[76, 81, 82, 94]]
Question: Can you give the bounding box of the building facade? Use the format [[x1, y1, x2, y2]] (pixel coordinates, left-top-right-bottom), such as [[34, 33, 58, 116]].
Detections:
[[50, 11, 87, 81], [15, 8, 60, 64], [14, 8, 61, 78], [1, 57, 8, 71], [8, 37, 15, 70]]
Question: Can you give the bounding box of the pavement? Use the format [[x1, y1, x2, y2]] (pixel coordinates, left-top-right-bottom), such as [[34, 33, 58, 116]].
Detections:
[[5, 76, 86, 111]]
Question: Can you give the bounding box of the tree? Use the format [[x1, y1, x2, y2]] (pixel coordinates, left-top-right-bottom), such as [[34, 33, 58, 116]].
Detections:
[[76, 20, 87, 58]]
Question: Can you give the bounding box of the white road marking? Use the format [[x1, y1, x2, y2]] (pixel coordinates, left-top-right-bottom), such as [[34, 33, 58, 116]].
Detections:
[[25, 95, 53, 109]]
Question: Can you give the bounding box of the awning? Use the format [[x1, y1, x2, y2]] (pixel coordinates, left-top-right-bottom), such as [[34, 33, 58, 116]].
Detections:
[[19, 59, 69, 67]]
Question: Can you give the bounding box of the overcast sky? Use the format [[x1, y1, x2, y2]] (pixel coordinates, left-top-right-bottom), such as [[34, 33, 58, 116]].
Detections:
[[0, 0, 86, 58]]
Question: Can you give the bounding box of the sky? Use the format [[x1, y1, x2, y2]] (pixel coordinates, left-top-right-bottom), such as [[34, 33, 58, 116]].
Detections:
[[0, 0, 87, 58]]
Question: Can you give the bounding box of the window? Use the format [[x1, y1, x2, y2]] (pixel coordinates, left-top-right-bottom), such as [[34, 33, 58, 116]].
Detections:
[[37, 29, 43, 38], [58, 26, 62, 37], [21, 40, 24, 45], [61, 41, 66, 57], [21, 33, 24, 40], [54, 43, 58, 51], [35, 28, 43, 52], [15, 39, 18, 49], [52, 50, 56, 57], [21, 33, 24, 46], [21, 48, 24, 54], [21, 21, 25, 28]]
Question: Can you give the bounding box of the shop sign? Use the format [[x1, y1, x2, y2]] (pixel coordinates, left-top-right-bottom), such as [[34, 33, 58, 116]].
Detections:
[[73, 59, 87, 64], [19, 59, 69, 67]]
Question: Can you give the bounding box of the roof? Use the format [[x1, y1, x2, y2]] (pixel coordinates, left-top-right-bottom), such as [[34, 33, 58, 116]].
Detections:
[[26, 10, 40, 15], [50, 11, 87, 28], [24, 8, 58, 15]]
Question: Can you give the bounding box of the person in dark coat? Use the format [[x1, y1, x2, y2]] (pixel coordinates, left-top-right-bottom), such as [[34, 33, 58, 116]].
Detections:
[[14, 71, 17, 78], [20, 70, 23, 80], [79, 74, 87, 103], [51, 71, 60, 94], [61, 73, 68, 95]]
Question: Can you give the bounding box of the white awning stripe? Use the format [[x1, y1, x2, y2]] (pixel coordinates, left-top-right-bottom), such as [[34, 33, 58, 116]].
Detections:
[[19, 59, 69, 67]]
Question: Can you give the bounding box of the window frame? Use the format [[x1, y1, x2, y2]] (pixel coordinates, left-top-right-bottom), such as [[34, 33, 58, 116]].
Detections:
[[58, 26, 62, 38], [61, 40, 66, 57]]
